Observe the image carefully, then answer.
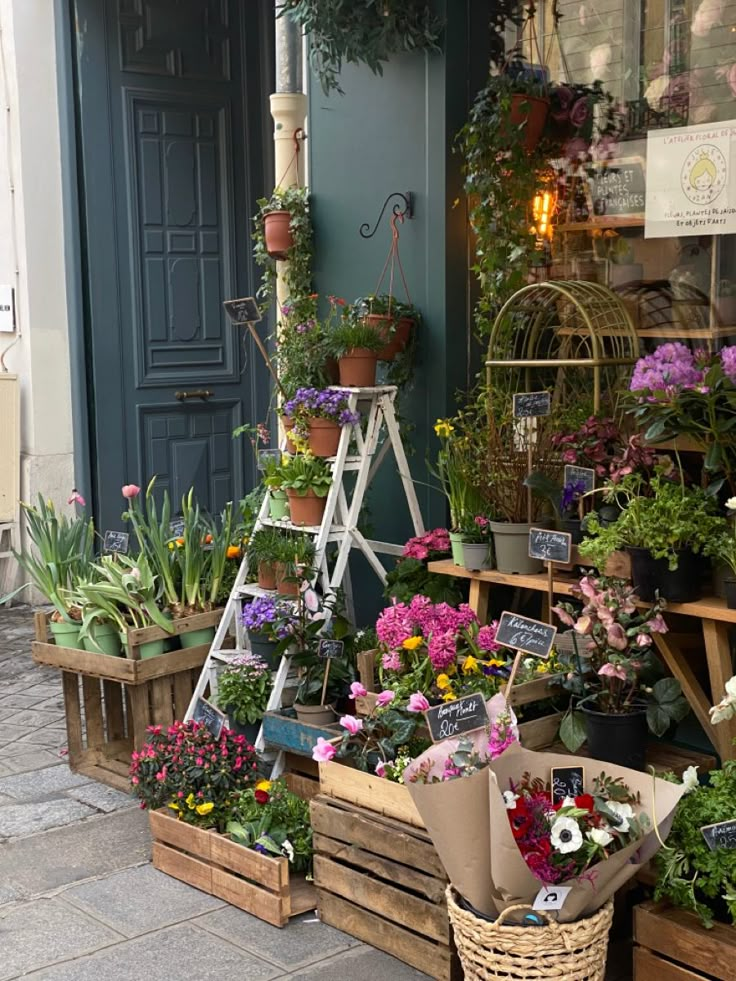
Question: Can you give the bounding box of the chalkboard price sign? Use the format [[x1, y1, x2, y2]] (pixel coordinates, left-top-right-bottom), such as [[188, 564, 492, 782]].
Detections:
[[169, 518, 185, 539], [513, 391, 551, 419], [223, 297, 261, 325], [425, 692, 488, 743], [192, 697, 227, 739], [528, 528, 572, 564], [318, 639, 345, 660], [563, 465, 596, 495], [103, 530, 129, 554], [551, 766, 585, 804], [701, 820, 736, 851], [496, 612, 557, 659]]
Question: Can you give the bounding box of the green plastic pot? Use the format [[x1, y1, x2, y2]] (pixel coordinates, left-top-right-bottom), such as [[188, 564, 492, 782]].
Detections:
[[118, 632, 166, 659], [269, 489, 289, 520], [161, 611, 180, 653], [180, 627, 216, 650], [449, 532, 467, 565], [48, 619, 82, 649], [83, 622, 123, 657]]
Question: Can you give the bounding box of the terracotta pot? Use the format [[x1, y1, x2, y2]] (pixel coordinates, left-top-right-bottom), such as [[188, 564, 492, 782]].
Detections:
[[282, 415, 297, 454], [274, 562, 300, 596], [258, 562, 276, 590], [286, 488, 326, 527], [307, 417, 341, 457], [263, 210, 293, 259], [324, 357, 341, 384], [338, 348, 378, 387], [364, 314, 414, 361], [508, 93, 550, 152]]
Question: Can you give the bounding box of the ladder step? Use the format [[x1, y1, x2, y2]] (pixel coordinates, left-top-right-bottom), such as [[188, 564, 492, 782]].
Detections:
[[259, 517, 346, 537]]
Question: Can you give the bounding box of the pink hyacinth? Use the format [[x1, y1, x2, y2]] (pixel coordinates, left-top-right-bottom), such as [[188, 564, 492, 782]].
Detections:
[[312, 737, 336, 762], [381, 651, 402, 672], [376, 690, 396, 708], [376, 602, 414, 649], [349, 681, 368, 699], [339, 715, 363, 735], [477, 622, 501, 653], [428, 631, 457, 670], [407, 692, 430, 713]]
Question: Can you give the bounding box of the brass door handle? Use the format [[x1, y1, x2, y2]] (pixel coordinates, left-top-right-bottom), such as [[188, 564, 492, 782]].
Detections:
[[175, 389, 213, 401]]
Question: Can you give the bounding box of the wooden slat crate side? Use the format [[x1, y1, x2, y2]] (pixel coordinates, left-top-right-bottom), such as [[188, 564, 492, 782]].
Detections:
[[284, 772, 320, 802], [318, 762, 425, 829], [149, 809, 213, 862], [127, 609, 221, 646], [317, 891, 453, 981], [518, 711, 562, 750], [210, 834, 288, 892], [356, 650, 378, 692], [634, 903, 736, 981], [33, 640, 137, 681], [313, 854, 449, 944], [634, 947, 705, 980], [310, 796, 445, 878], [61, 671, 84, 765], [153, 840, 215, 894], [211, 866, 288, 927], [133, 646, 210, 683], [262, 712, 341, 755]]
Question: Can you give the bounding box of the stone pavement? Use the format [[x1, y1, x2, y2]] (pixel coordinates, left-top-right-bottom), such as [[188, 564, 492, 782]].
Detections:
[[0, 608, 632, 979]]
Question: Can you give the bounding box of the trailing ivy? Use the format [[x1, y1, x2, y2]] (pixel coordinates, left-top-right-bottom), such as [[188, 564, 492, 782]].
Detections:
[[279, 0, 443, 95]]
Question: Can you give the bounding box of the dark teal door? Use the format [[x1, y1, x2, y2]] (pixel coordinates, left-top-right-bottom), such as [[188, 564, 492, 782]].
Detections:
[[73, 0, 272, 530]]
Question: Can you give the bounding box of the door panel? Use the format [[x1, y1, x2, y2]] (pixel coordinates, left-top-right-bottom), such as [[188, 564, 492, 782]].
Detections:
[[73, 0, 272, 530]]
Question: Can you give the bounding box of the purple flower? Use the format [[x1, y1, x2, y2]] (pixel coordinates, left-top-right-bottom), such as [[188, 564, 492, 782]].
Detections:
[[721, 345, 736, 383], [561, 479, 586, 512], [569, 97, 590, 128], [630, 343, 704, 392]]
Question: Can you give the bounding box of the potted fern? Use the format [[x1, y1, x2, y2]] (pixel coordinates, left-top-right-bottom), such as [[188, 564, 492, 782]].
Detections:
[[279, 453, 332, 527]]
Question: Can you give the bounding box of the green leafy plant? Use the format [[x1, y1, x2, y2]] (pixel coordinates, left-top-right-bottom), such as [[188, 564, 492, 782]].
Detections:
[[252, 186, 312, 309], [121, 479, 179, 608], [248, 527, 288, 568], [228, 778, 313, 874], [282, 592, 354, 706], [216, 654, 272, 726], [279, 453, 332, 498], [279, 0, 443, 95], [384, 557, 464, 605], [72, 554, 174, 639], [328, 319, 384, 357], [334, 701, 425, 773]]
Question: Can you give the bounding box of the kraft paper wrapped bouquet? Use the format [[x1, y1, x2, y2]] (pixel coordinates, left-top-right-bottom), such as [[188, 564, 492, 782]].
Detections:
[[404, 729, 686, 924]]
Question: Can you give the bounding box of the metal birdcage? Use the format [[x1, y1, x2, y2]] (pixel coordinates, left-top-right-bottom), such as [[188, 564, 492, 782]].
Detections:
[[486, 281, 641, 414]]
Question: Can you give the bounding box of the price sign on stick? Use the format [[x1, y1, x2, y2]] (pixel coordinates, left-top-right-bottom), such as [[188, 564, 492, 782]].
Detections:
[[318, 639, 344, 660], [563, 464, 596, 495], [103, 530, 129, 554], [223, 297, 261, 325], [425, 692, 488, 743], [192, 697, 226, 740], [513, 392, 551, 418], [528, 528, 572, 565], [496, 612, 557, 660], [701, 820, 736, 851], [551, 766, 585, 804]]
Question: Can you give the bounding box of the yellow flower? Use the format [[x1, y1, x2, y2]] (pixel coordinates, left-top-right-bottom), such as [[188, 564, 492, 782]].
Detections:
[[436, 674, 452, 690], [434, 419, 454, 438], [486, 659, 506, 669], [195, 802, 214, 816], [402, 636, 422, 651], [536, 663, 549, 674], [168, 801, 180, 812], [185, 792, 196, 809], [462, 655, 479, 675], [256, 780, 272, 793], [443, 692, 456, 702], [446, 664, 457, 677]]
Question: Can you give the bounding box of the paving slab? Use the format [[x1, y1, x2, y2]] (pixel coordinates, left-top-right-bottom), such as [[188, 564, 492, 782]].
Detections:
[[0, 798, 95, 838], [0, 897, 123, 981], [282, 945, 432, 980], [66, 783, 135, 813], [0, 764, 90, 800], [64, 865, 225, 937], [0, 693, 45, 710], [198, 907, 358, 969], [0, 807, 151, 895], [0, 882, 22, 906], [21, 923, 282, 981], [0, 750, 63, 773]]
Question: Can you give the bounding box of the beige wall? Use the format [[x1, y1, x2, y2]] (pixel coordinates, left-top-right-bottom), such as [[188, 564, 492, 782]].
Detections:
[[0, 0, 75, 593]]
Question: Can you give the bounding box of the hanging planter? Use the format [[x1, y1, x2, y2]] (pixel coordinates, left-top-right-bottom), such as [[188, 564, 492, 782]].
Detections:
[[263, 211, 293, 259], [364, 313, 415, 362], [508, 92, 550, 152]]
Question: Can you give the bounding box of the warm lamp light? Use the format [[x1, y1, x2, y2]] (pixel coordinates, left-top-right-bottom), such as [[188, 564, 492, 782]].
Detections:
[[532, 190, 555, 239]]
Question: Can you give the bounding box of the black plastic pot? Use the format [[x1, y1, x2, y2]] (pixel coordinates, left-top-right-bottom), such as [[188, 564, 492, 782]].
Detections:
[[222, 714, 260, 746], [562, 517, 584, 545], [582, 704, 648, 771], [725, 578, 736, 610], [628, 547, 706, 603]]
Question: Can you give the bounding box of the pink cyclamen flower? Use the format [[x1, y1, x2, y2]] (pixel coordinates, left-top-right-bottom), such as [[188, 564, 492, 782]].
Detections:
[[339, 715, 363, 735], [647, 613, 668, 634], [636, 633, 653, 648], [312, 737, 336, 762], [67, 489, 86, 507], [407, 692, 430, 713], [598, 663, 627, 681], [375, 690, 396, 708], [349, 681, 368, 699], [375, 760, 387, 778], [122, 484, 141, 499]]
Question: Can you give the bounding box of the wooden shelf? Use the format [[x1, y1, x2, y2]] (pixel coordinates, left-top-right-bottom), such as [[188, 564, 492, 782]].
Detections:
[[556, 215, 645, 232]]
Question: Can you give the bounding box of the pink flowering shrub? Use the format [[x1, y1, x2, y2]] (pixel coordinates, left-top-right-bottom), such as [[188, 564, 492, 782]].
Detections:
[[129, 720, 259, 830], [403, 528, 451, 561]]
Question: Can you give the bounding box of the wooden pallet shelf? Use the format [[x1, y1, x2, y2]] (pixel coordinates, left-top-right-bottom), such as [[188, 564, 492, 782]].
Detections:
[[634, 902, 736, 979]]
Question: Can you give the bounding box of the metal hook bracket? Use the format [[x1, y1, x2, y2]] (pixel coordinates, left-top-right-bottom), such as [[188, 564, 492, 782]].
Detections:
[[359, 191, 414, 239]]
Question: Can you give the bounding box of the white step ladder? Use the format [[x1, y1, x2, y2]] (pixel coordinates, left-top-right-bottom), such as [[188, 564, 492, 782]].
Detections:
[[184, 385, 425, 752]]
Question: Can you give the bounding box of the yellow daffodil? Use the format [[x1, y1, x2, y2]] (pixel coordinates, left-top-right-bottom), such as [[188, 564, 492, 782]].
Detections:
[[256, 780, 272, 793], [462, 655, 479, 675], [195, 802, 214, 816], [185, 792, 196, 809], [434, 419, 454, 438], [402, 636, 423, 651], [443, 692, 456, 702], [436, 674, 451, 690]]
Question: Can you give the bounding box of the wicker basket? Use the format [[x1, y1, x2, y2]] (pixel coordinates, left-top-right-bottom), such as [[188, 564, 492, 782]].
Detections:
[[446, 888, 613, 980]]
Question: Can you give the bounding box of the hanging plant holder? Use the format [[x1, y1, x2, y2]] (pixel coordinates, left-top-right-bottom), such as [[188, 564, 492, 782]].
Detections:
[[264, 211, 293, 259]]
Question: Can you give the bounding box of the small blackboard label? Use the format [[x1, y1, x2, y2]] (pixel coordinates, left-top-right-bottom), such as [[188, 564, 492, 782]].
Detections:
[[564, 465, 596, 494], [103, 530, 129, 554], [551, 766, 585, 804], [169, 518, 185, 538], [588, 158, 646, 218], [701, 820, 736, 851], [496, 612, 557, 659], [425, 692, 488, 743], [192, 697, 227, 739], [529, 528, 572, 564], [223, 297, 261, 325], [318, 639, 345, 660], [513, 391, 551, 418]]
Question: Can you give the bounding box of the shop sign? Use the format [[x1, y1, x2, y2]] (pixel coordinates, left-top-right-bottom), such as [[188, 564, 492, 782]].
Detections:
[[645, 120, 736, 238]]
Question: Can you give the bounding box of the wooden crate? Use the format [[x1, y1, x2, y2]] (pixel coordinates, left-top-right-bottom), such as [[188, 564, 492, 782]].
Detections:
[[318, 760, 425, 829], [149, 808, 315, 927], [262, 710, 341, 756], [32, 612, 214, 791], [634, 902, 736, 980], [311, 794, 460, 981]]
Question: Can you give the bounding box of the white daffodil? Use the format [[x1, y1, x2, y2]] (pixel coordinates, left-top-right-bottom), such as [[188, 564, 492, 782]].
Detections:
[[587, 827, 613, 847], [726, 496, 736, 512], [550, 816, 584, 854], [606, 801, 634, 832], [503, 791, 519, 809], [681, 765, 699, 794], [282, 839, 294, 862]]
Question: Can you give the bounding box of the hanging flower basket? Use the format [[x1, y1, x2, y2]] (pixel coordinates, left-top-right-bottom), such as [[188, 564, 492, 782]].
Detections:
[[508, 93, 550, 153], [263, 211, 293, 259], [364, 314, 415, 361]]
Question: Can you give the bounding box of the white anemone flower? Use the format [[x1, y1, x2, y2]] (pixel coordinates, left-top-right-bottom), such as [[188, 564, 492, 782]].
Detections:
[[282, 839, 294, 862], [503, 791, 519, 809], [725, 496, 736, 512], [550, 816, 584, 854], [606, 801, 634, 832], [587, 827, 613, 847]]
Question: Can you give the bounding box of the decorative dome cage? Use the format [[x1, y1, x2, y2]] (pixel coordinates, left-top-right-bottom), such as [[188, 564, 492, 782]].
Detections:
[[486, 281, 642, 415]]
